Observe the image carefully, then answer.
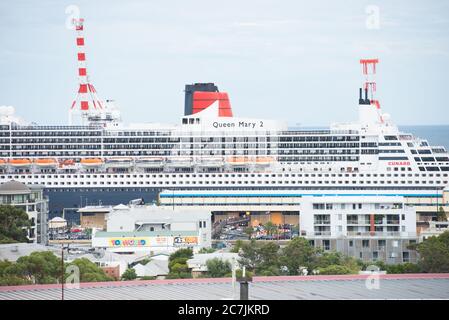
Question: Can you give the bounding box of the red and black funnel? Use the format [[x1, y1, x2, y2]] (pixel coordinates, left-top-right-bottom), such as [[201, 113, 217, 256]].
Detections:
[[184, 83, 233, 117]]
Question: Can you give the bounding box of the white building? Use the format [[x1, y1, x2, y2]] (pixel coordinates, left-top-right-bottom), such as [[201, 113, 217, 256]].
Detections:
[[133, 260, 169, 279], [187, 252, 240, 277], [0, 181, 49, 244], [419, 221, 449, 241], [299, 196, 418, 264], [91, 205, 211, 254]]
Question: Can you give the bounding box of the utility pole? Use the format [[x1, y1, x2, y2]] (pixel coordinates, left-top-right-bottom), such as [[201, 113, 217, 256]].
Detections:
[[237, 266, 252, 300], [61, 244, 64, 301]]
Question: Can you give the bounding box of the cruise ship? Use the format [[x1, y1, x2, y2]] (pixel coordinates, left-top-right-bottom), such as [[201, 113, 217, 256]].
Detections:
[[0, 19, 448, 217]]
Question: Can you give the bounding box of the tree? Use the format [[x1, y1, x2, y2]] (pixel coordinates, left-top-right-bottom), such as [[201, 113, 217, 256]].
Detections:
[[279, 237, 317, 275], [69, 258, 113, 282], [0, 205, 31, 243], [318, 265, 354, 275], [263, 221, 277, 237], [244, 227, 254, 240], [14, 251, 61, 284], [198, 247, 216, 254], [169, 248, 193, 263], [315, 251, 360, 274], [230, 240, 245, 253], [237, 240, 280, 275], [167, 248, 194, 279], [416, 231, 449, 273], [0, 259, 32, 286], [206, 258, 232, 278], [437, 206, 447, 222], [121, 268, 137, 281]]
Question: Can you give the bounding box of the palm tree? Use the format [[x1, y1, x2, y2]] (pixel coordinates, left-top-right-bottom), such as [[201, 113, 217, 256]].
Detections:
[[264, 221, 277, 238]]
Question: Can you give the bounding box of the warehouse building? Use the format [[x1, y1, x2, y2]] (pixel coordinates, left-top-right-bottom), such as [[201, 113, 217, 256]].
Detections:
[[91, 205, 211, 254]]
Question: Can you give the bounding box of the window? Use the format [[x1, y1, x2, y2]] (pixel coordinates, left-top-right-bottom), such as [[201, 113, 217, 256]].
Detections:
[[362, 240, 370, 248], [322, 240, 330, 251], [402, 251, 410, 263], [373, 251, 378, 260], [378, 239, 386, 247]]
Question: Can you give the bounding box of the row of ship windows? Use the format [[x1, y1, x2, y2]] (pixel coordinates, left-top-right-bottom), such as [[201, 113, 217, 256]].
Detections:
[[3, 172, 448, 179], [25, 180, 449, 186]]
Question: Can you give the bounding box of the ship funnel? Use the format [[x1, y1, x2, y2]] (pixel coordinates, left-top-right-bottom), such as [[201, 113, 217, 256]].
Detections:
[[184, 83, 233, 117]]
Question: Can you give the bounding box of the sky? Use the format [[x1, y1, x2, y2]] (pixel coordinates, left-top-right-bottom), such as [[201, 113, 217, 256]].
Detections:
[[0, 0, 449, 126]]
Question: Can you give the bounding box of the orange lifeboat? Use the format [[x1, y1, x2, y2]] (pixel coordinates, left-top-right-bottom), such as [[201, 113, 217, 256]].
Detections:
[[34, 158, 58, 168], [227, 156, 251, 166], [255, 156, 274, 166], [60, 159, 75, 167], [0, 159, 6, 167], [80, 158, 104, 167], [9, 159, 32, 167]]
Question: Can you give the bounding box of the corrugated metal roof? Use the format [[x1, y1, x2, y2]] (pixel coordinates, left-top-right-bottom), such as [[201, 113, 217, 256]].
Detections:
[[0, 274, 448, 300]]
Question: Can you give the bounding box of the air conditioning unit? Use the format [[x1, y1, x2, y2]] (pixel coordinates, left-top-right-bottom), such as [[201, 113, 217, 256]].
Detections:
[[390, 252, 398, 258]]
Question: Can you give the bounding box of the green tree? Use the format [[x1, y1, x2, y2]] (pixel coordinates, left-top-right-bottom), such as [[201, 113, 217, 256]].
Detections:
[[437, 206, 447, 222], [167, 248, 194, 279], [206, 258, 232, 278], [0, 259, 32, 286], [121, 268, 137, 281], [318, 265, 354, 275], [69, 258, 113, 282], [263, 221, 277, 237], [416, 231, 449, 273], [315, 251, 360, 274], [279, 237, 317, 275], [198, 247, 216, 254], [14, 251, 61, 284], [230, 240, 245, 253], [0, 205, 31, 243], [169, 248, 193, 263], [170, 262, 189, 274], [244, 227, 254, 240], [238, 240, 280, 275]]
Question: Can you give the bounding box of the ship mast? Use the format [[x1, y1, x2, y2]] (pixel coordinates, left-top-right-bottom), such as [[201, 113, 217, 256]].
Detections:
[[358, 58, 384, 126], [69, 18, 104, 125]]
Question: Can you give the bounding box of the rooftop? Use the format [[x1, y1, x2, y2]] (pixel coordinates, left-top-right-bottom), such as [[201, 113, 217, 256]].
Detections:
[[0, 274, 448, 300], [0, 180, 30, 195], [0, 243, 61, 262], [0, 180, 44, 195]]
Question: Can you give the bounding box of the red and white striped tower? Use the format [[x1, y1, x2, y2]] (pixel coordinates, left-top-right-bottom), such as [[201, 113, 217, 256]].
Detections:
[[360, 58, 383, 123], [69, 18, 104, 124]]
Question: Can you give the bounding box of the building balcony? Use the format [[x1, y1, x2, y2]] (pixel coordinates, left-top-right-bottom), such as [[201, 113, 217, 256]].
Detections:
[[346, 231, 403, 237], [314, 220, 331, 225], [313, 231, 331, 236]]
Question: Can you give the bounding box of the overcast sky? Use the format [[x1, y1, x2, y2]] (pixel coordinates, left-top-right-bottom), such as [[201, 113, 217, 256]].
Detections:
[[1, 0, 449, 126]]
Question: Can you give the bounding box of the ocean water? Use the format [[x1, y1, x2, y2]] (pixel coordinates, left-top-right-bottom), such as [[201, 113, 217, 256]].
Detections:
[[399, 125, 449, 150]]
